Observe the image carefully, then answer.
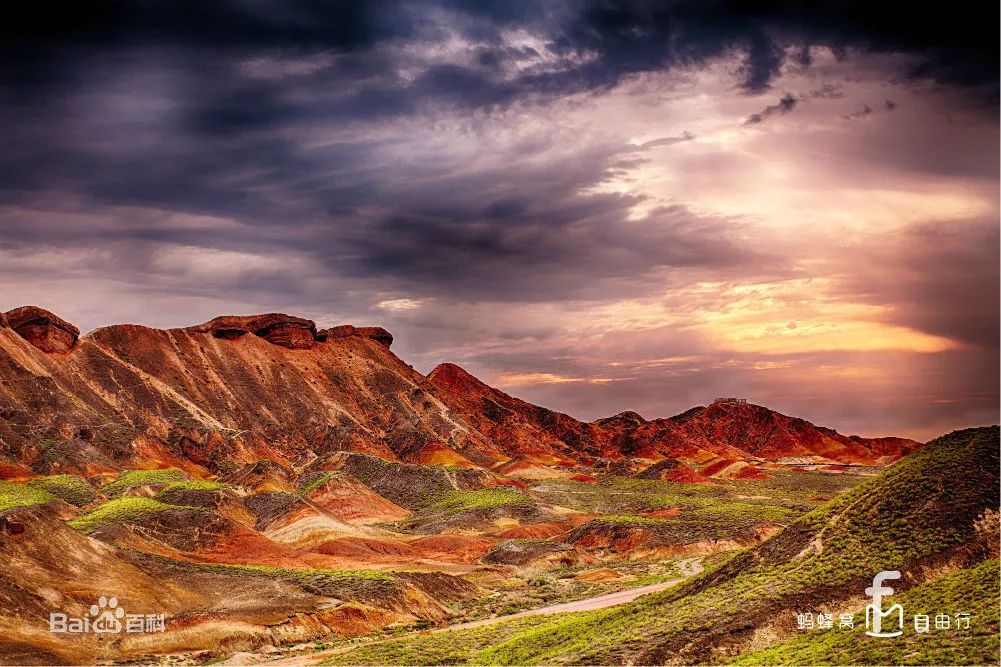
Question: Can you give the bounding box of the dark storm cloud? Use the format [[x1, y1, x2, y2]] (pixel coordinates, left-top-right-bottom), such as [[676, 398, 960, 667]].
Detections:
[[743, 93, 797, 125], [0, 0, 996, 442], [3, 1, 997, 103], [842, 104, 873, 120]]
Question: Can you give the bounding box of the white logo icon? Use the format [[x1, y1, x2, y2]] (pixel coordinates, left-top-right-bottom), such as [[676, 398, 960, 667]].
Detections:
[[89, 596, 125, 633], [49, 595, 165, 634], [865, 570, 903, 637]]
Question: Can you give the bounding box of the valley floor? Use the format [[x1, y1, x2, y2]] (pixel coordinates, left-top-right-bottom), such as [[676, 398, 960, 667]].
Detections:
[[265, 561, 703, 667]]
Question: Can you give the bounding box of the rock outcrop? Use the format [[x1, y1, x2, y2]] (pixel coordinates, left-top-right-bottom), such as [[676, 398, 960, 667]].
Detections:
[[319, 325, 393, 348], [189, 313, 318, 349], [635, 458, 713, 484], [4, 306, 80, 353]]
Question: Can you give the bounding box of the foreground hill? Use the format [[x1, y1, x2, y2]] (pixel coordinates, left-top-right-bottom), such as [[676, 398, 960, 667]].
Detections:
[[323, 426, 1000, 665], [0, 307, 918, 479]]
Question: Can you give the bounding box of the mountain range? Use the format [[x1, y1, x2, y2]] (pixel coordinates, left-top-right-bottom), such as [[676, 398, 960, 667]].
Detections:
[[0, 307, 920, 482]]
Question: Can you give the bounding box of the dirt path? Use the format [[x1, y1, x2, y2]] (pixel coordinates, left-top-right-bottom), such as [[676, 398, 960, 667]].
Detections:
[[265, 558, 703, 666]]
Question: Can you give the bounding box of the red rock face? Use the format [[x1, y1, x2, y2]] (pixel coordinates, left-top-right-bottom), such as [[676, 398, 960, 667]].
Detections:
[[427, 362, 614, 463], [665, 400, 922, 465], [4, 306, 79, 353], [190, 313, 318, 349], [319, 325, 393, 348]]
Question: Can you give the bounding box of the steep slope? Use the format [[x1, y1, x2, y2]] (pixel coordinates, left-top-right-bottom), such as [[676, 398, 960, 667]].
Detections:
[[427, 363, 613, 463], [0, 308, 505, 475], [729, 558, 1000, 665]]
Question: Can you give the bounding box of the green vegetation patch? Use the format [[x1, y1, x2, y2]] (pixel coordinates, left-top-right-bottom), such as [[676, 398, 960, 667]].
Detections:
[[100, 468, 188, 498], [594, 514, 675, 526], [300, 471, 336, 495], [581, 500, 795, 543], [144, 557, 398, 602], [187, 562, 393, 582], [0, 480, 55, 512], [27, 474, 96, 506], [154, 479, 227, 498], [68, 497, 204, 534], [321, 616, 544, 666], [426, 488, 533, 514]]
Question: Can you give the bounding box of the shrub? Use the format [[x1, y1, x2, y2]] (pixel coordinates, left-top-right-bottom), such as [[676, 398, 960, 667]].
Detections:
[[100, 468, 187, 498], [154, 479, 227, 502], [68, 497, 202, 533], [0, 480, 54, 512], [27, 474, 96, 506]]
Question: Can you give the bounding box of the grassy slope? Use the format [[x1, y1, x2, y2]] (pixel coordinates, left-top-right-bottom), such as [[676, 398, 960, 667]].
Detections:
[[67, 496, 205, 533], [0, 480, 54, 511], [100, 468, 188, 497], [534, 470, 853, 543], [154, 479, 227, 503], [728, 559, 1000, 666], [26, 474, 95, 506], [326, 426, 999, 666], [426, 488, 532, 513]]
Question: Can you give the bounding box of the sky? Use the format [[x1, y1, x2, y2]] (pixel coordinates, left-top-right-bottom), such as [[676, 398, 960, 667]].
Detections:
[[1, 1, 997, 441]]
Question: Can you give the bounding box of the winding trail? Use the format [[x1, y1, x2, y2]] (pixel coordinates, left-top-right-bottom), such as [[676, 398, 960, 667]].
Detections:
[[265, 558, 703, 666]]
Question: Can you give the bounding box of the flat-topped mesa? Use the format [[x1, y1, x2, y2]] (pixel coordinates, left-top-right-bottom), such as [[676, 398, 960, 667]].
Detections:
[[4, 306, 80, 353], [189, 313, 318, 349], [318, 324, 393, 348]]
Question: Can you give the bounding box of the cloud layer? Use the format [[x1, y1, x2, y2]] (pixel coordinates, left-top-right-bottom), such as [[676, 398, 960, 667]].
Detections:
[[1, 1, 997, 440]]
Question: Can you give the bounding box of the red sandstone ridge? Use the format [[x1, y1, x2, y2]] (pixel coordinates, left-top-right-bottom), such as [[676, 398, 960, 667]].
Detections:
[[319, 325, 393, 348], [429, 364, 921, 467], [667, 400, 922, 465], [0, 307, 504, 475], [188, 313, 319, 349], [4, 306, 80, 353], [427, 362, 614, 463], [0, 306, 921, 477]]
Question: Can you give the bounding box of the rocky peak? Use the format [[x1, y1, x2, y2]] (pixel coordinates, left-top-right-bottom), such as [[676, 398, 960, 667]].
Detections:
[[426, 362, 486, 394], [4, 306, 80, 353], [189, 313, 318, 349], [593, 410, 647, 429], [319, 324, 393, 348]]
